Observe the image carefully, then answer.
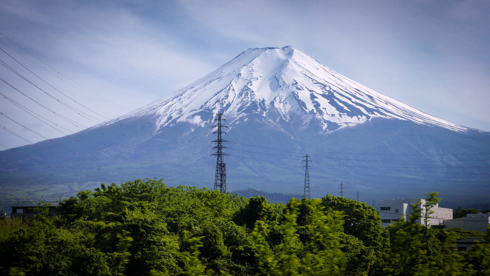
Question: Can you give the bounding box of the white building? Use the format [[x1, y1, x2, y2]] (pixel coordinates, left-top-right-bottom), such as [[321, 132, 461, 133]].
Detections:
[[377, 199, 453, 227], [444, 213, 490, 232]]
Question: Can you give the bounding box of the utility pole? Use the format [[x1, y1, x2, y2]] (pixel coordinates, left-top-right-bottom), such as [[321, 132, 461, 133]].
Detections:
[[303, 153, 311, 199], [339, 182, 344, 198], [212, 113, 228, 193], [357, 191, 359, 202]]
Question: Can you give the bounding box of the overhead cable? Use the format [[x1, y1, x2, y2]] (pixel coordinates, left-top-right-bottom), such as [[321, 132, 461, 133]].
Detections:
[[0, 46, 109, 121], [0, 91, 72, 135], [0, 32, 130, 111], [0, 58, 101, 124], [0, 76, 86, 128]]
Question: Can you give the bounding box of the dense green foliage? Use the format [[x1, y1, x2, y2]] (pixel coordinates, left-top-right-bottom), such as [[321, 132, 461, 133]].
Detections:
[[454, 207, 480, 219], [0, 179, 489, 275], [322, 194, 386, 275]]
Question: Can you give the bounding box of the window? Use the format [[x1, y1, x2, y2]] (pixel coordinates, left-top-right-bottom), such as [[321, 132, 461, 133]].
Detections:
[[458, 247, 466, 252], [380, 207, 391, 211], [381, 219, 391, 223], [16, 209, 23, 214], [395, 209, 399, 213]]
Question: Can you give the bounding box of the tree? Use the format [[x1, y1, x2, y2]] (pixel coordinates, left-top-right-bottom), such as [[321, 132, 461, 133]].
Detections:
[[454, 206, 463, 219], [461, 208, 479, 218], [384, 192, 467, 275], [8, 179, 487, 275], [0, 210, 114, 276], [321, 195, 385, 275], [454, 207, 479, 219], [423, 192, 441, 228], [252, 198, 346, 275], [181, 236, 207, 276], [321, 195, 384, 248], [233, 196, 281, 229], [57, 179, 247, 274], [196, 222, 231, 272], [384, 221, 428, 275], [464, 227, 490, 275]]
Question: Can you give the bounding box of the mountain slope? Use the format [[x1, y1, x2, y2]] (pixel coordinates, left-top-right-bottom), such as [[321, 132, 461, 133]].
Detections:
[[0, 46, 488, 209]]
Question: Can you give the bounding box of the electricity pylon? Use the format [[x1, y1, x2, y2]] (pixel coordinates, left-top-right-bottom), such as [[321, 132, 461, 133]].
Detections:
[[303, 153, 311, 199], [212, 113, 228, 193]]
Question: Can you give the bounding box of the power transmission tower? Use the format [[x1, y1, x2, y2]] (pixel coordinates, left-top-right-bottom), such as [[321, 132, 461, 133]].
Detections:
[[303, 153, 311, 199], [339, 182, 344, 198], [212, 113, 228, 193]]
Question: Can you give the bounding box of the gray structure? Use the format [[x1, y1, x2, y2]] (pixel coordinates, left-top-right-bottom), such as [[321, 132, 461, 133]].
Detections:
[[212, 113, 228, 193], [444, 213, 490, 232]]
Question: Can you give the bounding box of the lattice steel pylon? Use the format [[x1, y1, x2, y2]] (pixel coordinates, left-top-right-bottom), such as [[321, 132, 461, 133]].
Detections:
[[212, 113, 228, 193], [303, 153, 311, 199]]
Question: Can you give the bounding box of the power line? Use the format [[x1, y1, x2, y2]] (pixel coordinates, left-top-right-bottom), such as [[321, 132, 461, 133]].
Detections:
[[1, 112, 50, 140], [0, 46, 109, 121], [0, 76, 87, 129], [312, 161, 489, 170], [227, 145, 489, 173], [0, 91, 73, 135], [228, 141, 299, 155], [229, 146, 489, 164], [0, 58, 102, 124], [0, 122, 79, 159], [0, 33, 140, 150], [228, 140, 490, 161], [0, 32, 130, 111], [227, 146, 295, 159], [236, 136, 489, 160], [230, 140, 490, 157], [313, 155, 488, 163], [229, 152, 490, 181], [0, 123, 33, 144]]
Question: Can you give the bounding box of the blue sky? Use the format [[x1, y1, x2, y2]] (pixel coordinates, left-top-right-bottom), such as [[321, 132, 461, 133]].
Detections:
[[1, 0, 490, 150]]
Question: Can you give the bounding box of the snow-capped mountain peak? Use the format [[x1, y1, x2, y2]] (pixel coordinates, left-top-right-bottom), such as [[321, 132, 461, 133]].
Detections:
[[123, 46, 468, 133]]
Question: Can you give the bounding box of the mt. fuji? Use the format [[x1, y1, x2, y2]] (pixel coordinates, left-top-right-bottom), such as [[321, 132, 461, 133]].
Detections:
[[123, 46, 468, 133], [1, 46, 489, 208]]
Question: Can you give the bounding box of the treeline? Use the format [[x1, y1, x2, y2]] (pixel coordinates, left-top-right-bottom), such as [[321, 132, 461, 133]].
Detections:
[[233, 189, 303, 204], [0, 179, 488, 275]]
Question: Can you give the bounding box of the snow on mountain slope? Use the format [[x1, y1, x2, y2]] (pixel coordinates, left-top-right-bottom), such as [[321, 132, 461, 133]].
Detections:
[[105, 46, 469, 133]]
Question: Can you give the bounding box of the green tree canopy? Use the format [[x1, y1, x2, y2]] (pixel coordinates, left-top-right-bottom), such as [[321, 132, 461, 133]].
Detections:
[[1, 181, 488, 275], [321, 195, 386, 275]]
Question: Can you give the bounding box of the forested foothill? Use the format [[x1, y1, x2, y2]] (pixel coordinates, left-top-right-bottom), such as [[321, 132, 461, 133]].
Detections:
[[0, 179, 488, 275]]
